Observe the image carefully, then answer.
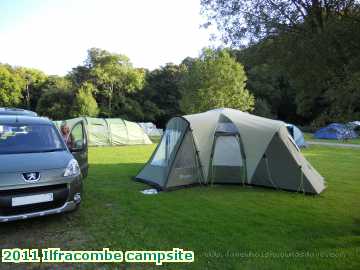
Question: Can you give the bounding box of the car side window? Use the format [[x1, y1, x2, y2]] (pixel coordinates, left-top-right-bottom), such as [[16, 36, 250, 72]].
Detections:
[[70, 122, 85, 150]]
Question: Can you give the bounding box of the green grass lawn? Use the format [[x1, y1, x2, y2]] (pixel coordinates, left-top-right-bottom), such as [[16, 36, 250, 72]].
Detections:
[[0, 145, 359, 269], [304, 132, 360, 145]]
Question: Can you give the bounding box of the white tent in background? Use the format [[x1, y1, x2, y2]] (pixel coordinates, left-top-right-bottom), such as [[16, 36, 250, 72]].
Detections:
[[138, 122, 163, 136], [350, 121, 360, 126], [349, 121, 360, 134]]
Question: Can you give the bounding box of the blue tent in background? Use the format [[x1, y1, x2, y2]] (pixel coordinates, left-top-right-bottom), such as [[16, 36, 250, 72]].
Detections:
[[286, 124, 307, 148], [314, 123, 358, 140]]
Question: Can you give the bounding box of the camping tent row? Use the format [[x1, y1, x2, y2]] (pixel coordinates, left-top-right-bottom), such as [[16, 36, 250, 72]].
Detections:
[[136, 108, 325, 194], [54, 117, 152, 146]]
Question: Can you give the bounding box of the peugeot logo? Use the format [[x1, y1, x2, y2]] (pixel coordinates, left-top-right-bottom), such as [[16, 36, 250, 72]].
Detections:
[[22, 172, 40, 183]]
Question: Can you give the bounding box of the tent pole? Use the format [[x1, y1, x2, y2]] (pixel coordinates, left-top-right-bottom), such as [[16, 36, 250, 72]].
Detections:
[[264, 155, 279, 190], [296, 166, 305, 194], [209, 134, 218, 187], [162, 121, 190, 189], [236, 134, 246, 186]]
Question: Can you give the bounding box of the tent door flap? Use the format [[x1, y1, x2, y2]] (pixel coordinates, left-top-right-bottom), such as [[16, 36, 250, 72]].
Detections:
[[210, 134, 245, 184]]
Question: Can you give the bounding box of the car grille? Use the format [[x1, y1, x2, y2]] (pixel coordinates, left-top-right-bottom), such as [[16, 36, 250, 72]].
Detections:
[[0, 184, 68, 216]]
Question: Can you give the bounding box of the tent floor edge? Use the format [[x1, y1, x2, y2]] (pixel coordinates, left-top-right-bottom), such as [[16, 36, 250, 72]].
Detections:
[[133, 176, 165, 191], [162, 183, 202, 192], [134, 177, 203, 192]]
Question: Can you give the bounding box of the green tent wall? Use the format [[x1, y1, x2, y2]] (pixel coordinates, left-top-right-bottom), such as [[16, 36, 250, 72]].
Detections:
[[54, 117, 152, 146]]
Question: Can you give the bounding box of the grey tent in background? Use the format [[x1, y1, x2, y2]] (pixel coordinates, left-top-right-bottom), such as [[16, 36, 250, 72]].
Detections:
[[54, 117, 152, 146], [135, 108, 325, 194]]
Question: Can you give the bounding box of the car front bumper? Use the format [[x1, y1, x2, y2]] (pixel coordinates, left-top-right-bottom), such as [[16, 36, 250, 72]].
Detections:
[[0, 200, 78, 222], [0, 175, 82, 222]]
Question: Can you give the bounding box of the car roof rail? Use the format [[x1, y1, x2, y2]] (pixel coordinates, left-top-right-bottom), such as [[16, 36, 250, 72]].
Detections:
[[0, 107, 38, 117]]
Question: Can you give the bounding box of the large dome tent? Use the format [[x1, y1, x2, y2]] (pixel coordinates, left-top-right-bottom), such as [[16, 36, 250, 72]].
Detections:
[[136, 108, 325, 194]]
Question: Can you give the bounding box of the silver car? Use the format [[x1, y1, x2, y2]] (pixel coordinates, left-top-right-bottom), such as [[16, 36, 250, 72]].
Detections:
[[0, 108, 88, 222]]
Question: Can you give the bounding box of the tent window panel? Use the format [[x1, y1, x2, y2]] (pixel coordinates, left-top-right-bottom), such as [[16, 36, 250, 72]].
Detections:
[[151, 129, 182, 167], [216, 123, 238, 133], [174, 133, 196, 169], [174, 151, 194, 168], [213, 136, 243, 166], [150, 117, 188, 167], [286, 125, 294, 138]]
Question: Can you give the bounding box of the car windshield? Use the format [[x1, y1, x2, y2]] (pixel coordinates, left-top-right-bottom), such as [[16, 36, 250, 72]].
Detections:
[[0, 124, 66, 154]]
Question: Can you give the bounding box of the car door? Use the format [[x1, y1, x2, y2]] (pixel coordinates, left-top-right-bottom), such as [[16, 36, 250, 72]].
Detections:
[[68, 121, 88, 178]]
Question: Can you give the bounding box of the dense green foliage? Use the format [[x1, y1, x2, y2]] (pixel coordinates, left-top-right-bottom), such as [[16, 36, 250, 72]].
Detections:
[[1, 145, 359, 269], [15, 67, 47, 110], [0, 65, 25, 107], [1, 47, 256, 126], [36, 88, 74, 120], [140, 63, 185, 127], [72, 82, 99, 117], [202, 0, 360, 127], [180, 49, 254, 113], [35, 76, 73, 119]]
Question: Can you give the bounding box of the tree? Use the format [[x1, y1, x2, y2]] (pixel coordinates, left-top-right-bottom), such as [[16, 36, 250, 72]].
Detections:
[[36, 89, 74, 120], [0, 64, 25, 107], [36, 76, 74, 120], [180, 49, 254, 114], [83, 48, 145, 117], [43, 75, 73, 91], [231, 44, 302, 122], [253, 98, 275, 119], [141, 63, 186, 127], [72, 82, 99, 117], [15, 67, 47, 110], [202, 0, 360, 125], [201, 0, 359, 45]]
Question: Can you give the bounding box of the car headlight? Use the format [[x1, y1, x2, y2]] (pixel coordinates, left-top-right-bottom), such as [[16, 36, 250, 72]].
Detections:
[[64, 159, 80, 177]]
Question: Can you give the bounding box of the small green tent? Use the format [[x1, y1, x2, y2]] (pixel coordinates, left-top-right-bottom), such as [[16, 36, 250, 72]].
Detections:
[[135, 108, 325, 194], [54, 117, 152, 146]]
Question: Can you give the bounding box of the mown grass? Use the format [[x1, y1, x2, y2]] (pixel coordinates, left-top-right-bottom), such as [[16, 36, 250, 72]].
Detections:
[[0, 145, 359, 269], [304, 132, 360, 145]]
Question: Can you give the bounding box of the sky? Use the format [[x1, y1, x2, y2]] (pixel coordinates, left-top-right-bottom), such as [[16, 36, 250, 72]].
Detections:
[[0, 0, 218, 75]]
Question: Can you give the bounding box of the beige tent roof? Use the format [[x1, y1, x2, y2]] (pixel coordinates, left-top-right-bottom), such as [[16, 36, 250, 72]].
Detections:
[[184, 108, 284, 181]]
